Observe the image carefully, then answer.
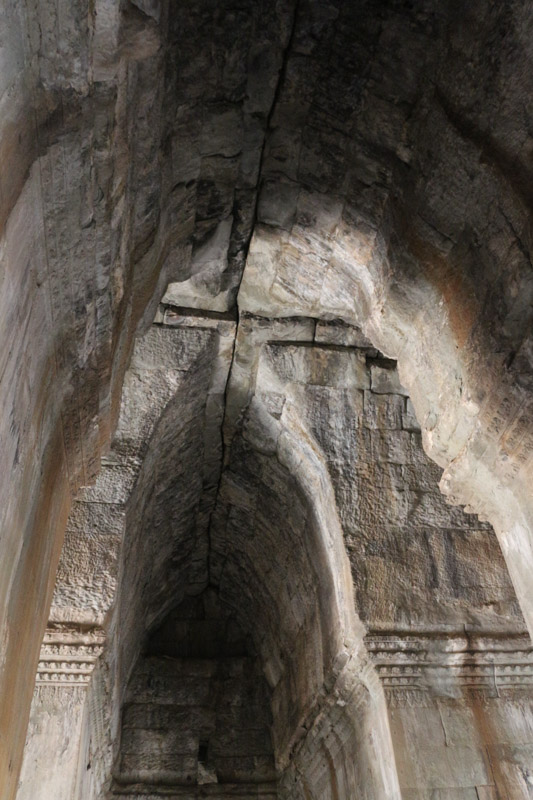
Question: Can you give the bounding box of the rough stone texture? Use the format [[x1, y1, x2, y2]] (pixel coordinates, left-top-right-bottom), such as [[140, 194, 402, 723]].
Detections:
[[17, 685, 88, 800], [235, 0, 533, 643], [113, 588, 276, 795], [4, 1, 533, 798], [20, 309, 533, 800]]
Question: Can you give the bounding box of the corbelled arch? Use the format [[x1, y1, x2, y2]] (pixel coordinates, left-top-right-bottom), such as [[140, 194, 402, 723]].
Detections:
[[73, 317, 400, 799], [3, 0, 533, 796]]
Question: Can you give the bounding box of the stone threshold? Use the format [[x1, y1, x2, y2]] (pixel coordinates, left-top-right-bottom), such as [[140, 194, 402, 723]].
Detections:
[[110, 780, 278, 796]]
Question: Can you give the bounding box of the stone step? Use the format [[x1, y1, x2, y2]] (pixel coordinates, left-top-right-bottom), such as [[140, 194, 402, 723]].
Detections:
[[111, 779, 278, 797]]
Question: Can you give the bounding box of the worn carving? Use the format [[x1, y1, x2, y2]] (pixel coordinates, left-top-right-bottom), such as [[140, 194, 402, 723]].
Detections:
[[368, 634, 533, 695], [36, 627, 105, 687], [4, 0, 533, 798]]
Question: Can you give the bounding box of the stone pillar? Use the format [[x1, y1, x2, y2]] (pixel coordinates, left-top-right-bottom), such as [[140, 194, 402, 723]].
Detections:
[[17, 626, 104, 800]]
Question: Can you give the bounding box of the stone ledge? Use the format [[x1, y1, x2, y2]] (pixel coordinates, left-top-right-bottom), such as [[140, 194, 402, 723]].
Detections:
[[110, 779, 278, 797]]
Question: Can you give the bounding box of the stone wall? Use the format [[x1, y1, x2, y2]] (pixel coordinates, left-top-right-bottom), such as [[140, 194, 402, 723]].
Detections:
[[17, 628, 104, 800], [0, 1, 165, 789], [370, 633, 533, 797], [20, 308, 533, 799], [5, 1, 533, 796], [113, 589, 276, 796]]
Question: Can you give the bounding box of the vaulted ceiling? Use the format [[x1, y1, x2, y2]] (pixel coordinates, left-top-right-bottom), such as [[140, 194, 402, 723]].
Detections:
[[3, 1, 533, 798]]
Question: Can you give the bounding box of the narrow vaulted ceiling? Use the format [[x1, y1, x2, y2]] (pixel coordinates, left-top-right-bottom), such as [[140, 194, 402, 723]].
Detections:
[[2, 1, 533, 798]]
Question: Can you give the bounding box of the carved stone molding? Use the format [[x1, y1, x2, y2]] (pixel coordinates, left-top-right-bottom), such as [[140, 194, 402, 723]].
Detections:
[[36, 626, 105, 687], [366, 631, 533, 698]]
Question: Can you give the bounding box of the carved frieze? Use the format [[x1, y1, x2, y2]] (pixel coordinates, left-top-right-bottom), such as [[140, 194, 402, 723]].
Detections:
[[366, 632, 533, 699], [36, 627, 105, 687]]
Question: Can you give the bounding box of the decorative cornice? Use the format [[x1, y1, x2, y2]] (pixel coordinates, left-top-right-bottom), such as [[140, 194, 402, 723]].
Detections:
[[366, 632, 533, 697], [36, 626, 105, 687]]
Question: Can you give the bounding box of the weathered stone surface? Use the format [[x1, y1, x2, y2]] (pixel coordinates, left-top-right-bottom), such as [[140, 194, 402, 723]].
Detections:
[[113, 590, 276, 793], [19, 308, 533, 800], [6, 1, 533, 799]]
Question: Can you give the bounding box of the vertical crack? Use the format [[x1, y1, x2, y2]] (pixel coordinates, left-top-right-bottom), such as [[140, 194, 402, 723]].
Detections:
[[204, 0, 300, 587]]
